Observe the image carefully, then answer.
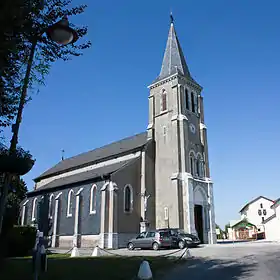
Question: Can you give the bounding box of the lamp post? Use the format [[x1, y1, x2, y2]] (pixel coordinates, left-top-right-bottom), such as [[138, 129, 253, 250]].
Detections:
[[0, 17, 79, 235]]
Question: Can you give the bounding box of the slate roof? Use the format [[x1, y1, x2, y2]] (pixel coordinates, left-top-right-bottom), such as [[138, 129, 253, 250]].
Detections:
[[152, 21, 198, 85], [34, 132, 148, 182], [29, 158, 138, 194], [239, 196, 274, 213]]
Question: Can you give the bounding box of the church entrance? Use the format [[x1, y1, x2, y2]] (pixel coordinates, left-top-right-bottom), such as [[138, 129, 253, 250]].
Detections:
[[194, 204, 204, 243]]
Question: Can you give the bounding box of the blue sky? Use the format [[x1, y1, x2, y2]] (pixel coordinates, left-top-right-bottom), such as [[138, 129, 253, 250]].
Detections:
[[3, 0, 280, 228]]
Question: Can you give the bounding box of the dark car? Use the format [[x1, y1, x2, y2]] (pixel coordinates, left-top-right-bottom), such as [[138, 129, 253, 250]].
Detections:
[[127, 230, 175, 250], [158, 228, 201, 248]]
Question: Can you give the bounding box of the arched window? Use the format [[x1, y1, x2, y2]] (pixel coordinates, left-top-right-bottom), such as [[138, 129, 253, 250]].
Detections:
[[196, 159, 200, 176], [124, 185, 133, 213], [90, 185, 97, 214], [21, 200, 29, 225], [67, 189, 74, 217], [191, 92, 195, 113], [189, 152, 195, 175], [49, 194, 54, 219], [32, 197, 38, 221], [161, 90, 167, 112], [196, 154, 204, 177], [200, 160, 205, 177], [185, 88, 189, 110]]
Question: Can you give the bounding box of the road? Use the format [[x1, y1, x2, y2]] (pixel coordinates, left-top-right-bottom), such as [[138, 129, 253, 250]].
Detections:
[[163, 242, 280, 280]]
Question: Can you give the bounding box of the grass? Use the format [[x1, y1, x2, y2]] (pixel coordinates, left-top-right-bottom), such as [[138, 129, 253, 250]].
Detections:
[[0, 254, 186, 280]]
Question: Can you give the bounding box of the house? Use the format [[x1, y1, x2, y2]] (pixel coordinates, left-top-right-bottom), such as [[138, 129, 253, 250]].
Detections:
[[227, 196, 275, 240], [20, 16, 217, 249], [227, 219, 257, 240], [263, 199, 280, 241], [239, 196, 274, 232]]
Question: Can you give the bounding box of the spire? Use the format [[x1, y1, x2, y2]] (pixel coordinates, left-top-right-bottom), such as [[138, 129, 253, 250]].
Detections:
[[154, 15, 192, 83]]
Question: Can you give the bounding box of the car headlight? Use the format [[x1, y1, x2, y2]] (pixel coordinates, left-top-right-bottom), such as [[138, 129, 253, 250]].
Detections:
[[185, 237, 193, 242]]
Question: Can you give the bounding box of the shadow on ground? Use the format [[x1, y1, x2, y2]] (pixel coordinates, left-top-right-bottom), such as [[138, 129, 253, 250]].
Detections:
[[162, 257, 257, 280]]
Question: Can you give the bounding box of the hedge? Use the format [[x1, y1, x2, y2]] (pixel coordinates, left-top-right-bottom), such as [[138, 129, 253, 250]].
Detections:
[[1, 225, 37, 257]]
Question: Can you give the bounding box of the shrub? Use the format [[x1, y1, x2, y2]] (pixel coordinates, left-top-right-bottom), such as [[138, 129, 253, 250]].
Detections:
[[1, 225, 37, 257]]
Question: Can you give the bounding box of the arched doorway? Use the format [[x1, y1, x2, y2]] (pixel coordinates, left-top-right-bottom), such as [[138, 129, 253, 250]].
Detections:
[[193, 185, 208, 243]]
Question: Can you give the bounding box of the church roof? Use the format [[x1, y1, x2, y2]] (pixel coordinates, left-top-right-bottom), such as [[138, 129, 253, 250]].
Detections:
[[34, 132, 148, 182], [152, 18, 197, 84], [29, 158, 137, 194]]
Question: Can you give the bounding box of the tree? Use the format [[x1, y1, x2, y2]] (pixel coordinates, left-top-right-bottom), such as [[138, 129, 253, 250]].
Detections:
[[0, 0, 31, 129], [225, 223, 230, 233], [215, 224, 224, 239], [0, 0, 91, 132], [0, 175, 28, 234]]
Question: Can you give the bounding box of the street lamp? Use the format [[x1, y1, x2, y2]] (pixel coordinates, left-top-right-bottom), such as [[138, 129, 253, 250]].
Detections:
[[0, 17, 79, 235], [46, 17, 78, 45]]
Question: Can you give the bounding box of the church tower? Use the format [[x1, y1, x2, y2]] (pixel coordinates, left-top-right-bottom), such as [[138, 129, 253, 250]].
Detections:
[[147, 16, 216, 244]]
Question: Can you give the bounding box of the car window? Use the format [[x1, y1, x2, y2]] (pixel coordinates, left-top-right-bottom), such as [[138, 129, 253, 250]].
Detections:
[[170, 229, 178, 236], [146, 232, 156, 238], [137, 232, 147, 239], [159, 231, 170, 238]]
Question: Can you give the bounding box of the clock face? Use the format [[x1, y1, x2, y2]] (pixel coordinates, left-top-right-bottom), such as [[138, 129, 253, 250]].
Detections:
[[189, 123, 196, 134]]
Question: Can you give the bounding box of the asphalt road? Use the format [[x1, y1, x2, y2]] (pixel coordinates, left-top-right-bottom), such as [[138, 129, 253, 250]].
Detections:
[[163, 242, 280, 280]]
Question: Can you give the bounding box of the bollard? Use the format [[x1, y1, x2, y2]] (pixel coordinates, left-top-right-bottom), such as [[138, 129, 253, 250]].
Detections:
[[91, 246, 101, 257], [181, 248, 192, 259], [71, 246, 80, 257], [137, 260, 153, 280]]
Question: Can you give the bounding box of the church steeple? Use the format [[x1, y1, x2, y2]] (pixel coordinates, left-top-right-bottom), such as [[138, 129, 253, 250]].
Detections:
[[154, 15, 192, 83]]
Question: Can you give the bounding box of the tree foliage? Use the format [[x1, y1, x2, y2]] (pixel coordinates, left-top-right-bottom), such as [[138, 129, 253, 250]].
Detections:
[[0, 175, 28, 234], [0, 0, 91, 131], [225, 223, 230, 232]]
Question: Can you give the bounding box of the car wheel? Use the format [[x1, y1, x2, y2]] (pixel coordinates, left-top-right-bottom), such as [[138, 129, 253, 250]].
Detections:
[[127, 242, 134, 250], [178, 240, 185, 249], [152, 242, 159, 251]]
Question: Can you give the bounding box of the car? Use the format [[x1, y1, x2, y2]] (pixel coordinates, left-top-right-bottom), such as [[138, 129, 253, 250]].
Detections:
[[127, 230, 175, 251], [157, 228, 201, 248]]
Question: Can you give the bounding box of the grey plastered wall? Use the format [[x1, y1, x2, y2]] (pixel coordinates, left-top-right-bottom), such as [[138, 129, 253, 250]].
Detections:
[[150, 78, 181, 229], [145, 141, 156, 229], [111, 157, 141, 234], [24, 179, 104, 236]]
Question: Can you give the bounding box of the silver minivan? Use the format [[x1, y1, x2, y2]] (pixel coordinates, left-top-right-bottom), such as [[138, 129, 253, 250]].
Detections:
[[127, 230, 174, 250]]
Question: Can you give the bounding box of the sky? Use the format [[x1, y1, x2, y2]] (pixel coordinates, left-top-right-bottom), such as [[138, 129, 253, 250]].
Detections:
[[3, 0, 280, 228]]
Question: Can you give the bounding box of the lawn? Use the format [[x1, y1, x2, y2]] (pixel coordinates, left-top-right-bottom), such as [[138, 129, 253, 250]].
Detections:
[[0, 254, 186, 280]]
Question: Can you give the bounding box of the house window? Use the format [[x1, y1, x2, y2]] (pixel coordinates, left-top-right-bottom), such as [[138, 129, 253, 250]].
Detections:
[[191, 92, 195, 113], [124, 185, 133, 213], [258, 209, 262, 216], [185, 89, 189, 110], [161, 90, 167, 112], [262, 217, 265, 223], [49, 194, 54, 219], [31, 197, 38, 222], [263, 209, 267, 216], [164, 207, 169, 221], [260, 203, 263, 208], [67, 189, 74, 217], [90, 185, 97, 214]]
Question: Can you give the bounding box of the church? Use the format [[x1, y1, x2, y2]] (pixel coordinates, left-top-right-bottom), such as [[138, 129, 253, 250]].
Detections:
[[20, 17, 217, 249]]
